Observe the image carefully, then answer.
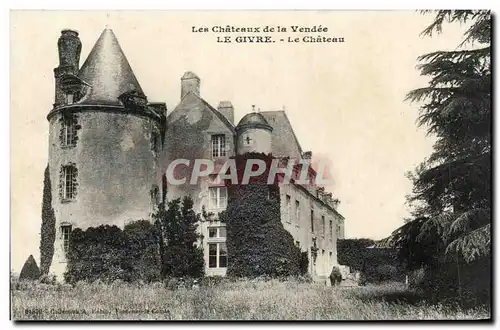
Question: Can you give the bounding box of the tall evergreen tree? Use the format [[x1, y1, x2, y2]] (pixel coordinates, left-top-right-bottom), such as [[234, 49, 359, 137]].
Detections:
[[153, 196, 205, 278], [20, 255, 41, 280], [391, 10, 491, 302], [39, 164, 56, 275]]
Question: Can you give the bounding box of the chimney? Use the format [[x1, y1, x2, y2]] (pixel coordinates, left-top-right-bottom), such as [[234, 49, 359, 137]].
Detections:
[[325, 192, 333, 206], [181, 71, 200, 99], [217, 101, 234, 125], [57, 29, 82, 73], [303, 151, 312, 162], [316, 187, 325, 199], [54, 29, 82, 107]]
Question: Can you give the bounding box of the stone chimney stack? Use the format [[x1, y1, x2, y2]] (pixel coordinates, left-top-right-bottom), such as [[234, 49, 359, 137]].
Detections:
[[54, 29, 82, 107], [181, 71, 200, 99], [217, 101, 234, 125], [57, 29, 82, 73]]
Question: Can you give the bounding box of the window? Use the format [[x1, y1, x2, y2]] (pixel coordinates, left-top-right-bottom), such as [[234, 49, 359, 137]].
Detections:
[[295, 200, 300, 224], [243, 135, 253, 146], [61, 165, 77, 200], [61, 114, 77, 147], [66, 93, 74, 105], [285, 195, 291, 223], [208, 243, 227, 268], [151, 132, 159, 153], [329, 220, 333, 240], [310, 210, 315, 232], [61, 224, 72, 253], [337, 224, 342, 238], [208, 227, 226, 238], [322, 215, 326, 237], [65, 91, 80, 105], [211, 134, 226, 158], [329, 251, 333, 261], [207, 226, 227, 268], [208, 186, 227, 209]]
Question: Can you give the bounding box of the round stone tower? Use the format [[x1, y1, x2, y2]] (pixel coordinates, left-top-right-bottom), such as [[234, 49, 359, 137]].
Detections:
[[47, 28, 166, 277], [236, 110, 273, 155]]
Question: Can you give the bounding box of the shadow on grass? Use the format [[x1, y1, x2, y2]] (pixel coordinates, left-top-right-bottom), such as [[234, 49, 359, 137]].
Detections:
[[346, 283, 427, 306], [346, 282, 491, 313]]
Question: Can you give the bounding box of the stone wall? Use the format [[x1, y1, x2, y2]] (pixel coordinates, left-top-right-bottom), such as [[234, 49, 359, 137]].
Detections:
[[48, 108, 161, 277], [278, 183, 340, 279]]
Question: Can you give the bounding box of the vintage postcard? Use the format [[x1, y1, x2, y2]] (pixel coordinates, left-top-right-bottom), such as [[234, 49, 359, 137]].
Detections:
[[10, 10, 491, 321]]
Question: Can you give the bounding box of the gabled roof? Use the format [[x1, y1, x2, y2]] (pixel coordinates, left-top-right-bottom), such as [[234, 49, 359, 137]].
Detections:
[[260, 111, 303, 159], [200, 98, 236, 134], [77, 28, 145, 106], [168, 91, 235, 134]]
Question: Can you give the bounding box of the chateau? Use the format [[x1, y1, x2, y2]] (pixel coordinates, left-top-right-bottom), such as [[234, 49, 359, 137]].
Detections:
[[47, 28, 345, 280]]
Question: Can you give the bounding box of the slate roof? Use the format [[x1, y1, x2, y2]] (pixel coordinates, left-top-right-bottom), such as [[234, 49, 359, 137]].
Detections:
[[236, 112, 272, 131], [169, 91, 236, 134], [260, 111, 303, 159], [200, 97, 236, 134], [77, 28, 145, 106]]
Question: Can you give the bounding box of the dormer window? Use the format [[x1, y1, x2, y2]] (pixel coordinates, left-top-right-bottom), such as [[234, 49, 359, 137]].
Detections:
[[66, 93, 74, 105], [60, 74, 82, 105]]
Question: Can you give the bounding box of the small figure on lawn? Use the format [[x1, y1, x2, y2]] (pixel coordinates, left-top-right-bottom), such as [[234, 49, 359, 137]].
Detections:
[[329, 266, 342, 286]]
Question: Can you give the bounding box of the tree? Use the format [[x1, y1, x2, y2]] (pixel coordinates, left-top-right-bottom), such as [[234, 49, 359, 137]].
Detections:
[[20, 255, 41, 280], [39, 164, 56, 275], [153, 196, 205, 279], [391, 10, 491, 303]]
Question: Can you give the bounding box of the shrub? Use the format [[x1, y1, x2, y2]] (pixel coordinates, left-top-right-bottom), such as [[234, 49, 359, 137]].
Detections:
[[338, 239, 406, 284], [337, 238, 375, 271], [19, 255, 40, 281], [64, 222, 161, 284], [417, 257, 491, 307], [153, 197, 205, 279], [225, 153, 301, 278], [123, 220, 161, 282]]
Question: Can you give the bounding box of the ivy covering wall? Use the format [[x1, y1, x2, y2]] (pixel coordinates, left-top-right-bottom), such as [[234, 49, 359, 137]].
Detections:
[[224, 153, 301, 278], [64, 223, 161, 283]]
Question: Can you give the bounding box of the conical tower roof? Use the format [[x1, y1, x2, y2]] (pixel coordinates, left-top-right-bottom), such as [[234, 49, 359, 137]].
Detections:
[[78, 28, 145, 106]]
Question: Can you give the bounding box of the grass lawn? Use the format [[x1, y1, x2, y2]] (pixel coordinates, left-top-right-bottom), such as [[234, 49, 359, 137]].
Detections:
[[11, 279, 490, 321]]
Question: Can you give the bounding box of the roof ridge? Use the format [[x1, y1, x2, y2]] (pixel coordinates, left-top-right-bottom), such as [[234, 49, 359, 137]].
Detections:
[[200, 97, 236, 132], [170, 92, 235, 133]]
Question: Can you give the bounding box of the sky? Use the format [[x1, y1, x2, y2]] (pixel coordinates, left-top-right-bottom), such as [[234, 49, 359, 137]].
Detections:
[[10, 10, 469, 271]]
